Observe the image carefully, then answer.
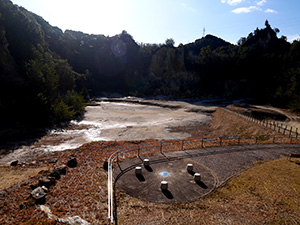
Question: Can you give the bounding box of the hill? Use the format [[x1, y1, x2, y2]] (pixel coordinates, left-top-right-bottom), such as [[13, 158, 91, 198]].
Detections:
[[0, 0, 87, 132], [1, 0, 300, 132]]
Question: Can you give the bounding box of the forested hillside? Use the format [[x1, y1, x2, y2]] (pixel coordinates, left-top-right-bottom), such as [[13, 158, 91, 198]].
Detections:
[[0, 0, 87, 132], [1, 0, 300, 134]]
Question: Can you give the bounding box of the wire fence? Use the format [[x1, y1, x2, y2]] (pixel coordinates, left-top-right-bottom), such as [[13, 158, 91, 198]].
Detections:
[[107, 134, 300, 223]]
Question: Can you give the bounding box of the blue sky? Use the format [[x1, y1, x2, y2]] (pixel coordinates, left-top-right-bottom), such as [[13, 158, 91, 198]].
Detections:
[[11, 0, 300, 45]]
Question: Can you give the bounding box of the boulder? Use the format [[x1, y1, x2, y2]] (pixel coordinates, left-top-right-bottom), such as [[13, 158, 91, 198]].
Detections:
[[67, 157, 77, 168], [49, 169, 61, 179], [47, 176, 56, 186], [10, 160, 18, 166], [39, 178, 52, 188], [103, 161, 108, 171], [56, 165, 67, 175], [30, 183, 39, 190], [31, 187, 46, 204]]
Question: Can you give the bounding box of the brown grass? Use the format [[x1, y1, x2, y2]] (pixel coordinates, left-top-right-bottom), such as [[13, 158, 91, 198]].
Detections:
[[117, 158, 300, 224], [210, 158, 300, 224], [169, 107, 278, 139], [0, 166, 49, 190], [210, 108, 278, 137], [0, 108, 299, 224]]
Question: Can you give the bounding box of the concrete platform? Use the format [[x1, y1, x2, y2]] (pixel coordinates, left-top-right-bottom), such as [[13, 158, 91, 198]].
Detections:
[[113, 143, 300, 203]]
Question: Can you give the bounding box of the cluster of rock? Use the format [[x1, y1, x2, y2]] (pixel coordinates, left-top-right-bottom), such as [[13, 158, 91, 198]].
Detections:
[[10, 155, 91, 224], [30, 156, 77, 204]]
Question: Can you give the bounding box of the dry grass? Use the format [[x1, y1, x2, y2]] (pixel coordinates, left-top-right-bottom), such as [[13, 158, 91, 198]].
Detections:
[[117, 158, 300, 224], [210, 108, 278, 137], [0, 108, 299, 224], [0, 140, 156, 225], [0, 166, 49, 190]]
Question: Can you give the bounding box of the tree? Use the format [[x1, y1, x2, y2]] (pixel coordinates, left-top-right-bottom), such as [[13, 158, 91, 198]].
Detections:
[[237, 37, 246, 46], [265, 20, 271, 28], [25, 47, 86, 125], [274, 28, 280, 34], [165, 38, 175, 47]]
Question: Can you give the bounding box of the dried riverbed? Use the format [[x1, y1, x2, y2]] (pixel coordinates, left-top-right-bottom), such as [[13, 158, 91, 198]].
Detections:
[[0, 98, 216, 165]]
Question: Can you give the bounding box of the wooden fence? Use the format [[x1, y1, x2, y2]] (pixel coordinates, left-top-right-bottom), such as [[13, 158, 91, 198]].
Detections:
[[222, 107, 299, 138]]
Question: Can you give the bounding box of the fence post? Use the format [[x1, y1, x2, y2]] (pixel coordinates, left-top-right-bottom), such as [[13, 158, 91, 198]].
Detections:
[[201, 139, 204, 148], [289, 127, 293, 137], [273, 136, 276, 144], [283, 125, 287, 135], [219, 137, 222, 146], [160, 142, 163, 154], [138, 145, 140, 157], [181, 140, 184, 151]]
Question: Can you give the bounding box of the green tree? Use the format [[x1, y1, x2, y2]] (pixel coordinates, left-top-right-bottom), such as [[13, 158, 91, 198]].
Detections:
[[165, 38, 175, 47], [25, 47, 86, 125], [51, 96, 75, 124]]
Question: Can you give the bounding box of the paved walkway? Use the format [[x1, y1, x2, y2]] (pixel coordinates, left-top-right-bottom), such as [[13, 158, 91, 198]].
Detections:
[[113, 144, 300, 203]]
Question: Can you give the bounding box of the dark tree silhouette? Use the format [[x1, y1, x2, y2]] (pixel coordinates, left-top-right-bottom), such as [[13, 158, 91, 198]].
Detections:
[[165, 38, 175, 47]]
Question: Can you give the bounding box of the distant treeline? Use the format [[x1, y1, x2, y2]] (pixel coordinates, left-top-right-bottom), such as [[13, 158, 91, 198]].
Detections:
[[1, 0, 300, 130]]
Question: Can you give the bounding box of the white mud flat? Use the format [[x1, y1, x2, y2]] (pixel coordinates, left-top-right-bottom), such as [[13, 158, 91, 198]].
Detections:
[[0, 98, 216, 165]]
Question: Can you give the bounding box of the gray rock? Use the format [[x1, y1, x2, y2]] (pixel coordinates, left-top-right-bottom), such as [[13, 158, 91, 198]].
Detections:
[[10, 160, 18, 166], [31, 187, 46, 204], [39, 178, 52, 188], [31, 187, 46, 199], [30, 183, 39, 190], [56, 165, 67, 175], [47, 176, 56, 185], [49, 169, 61, 179], [57, 216, 91, 225]]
